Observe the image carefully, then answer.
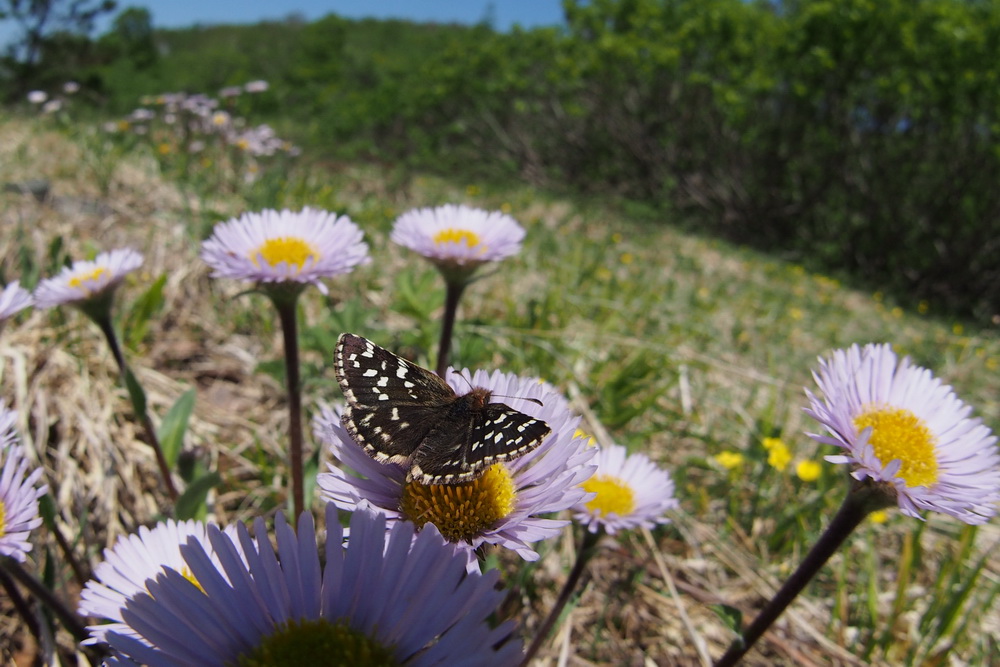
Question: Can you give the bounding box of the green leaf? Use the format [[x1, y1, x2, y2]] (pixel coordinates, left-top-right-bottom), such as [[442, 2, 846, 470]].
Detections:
[[123, 273, 167, 351], [123, 366, 147, 416], [175, 472, 221, 521], [157, 389, 196, 469], [711, 604, 744, 635]]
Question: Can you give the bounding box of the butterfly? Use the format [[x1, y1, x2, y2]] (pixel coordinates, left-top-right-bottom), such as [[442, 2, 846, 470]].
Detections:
[[334, 333, 551, 485]]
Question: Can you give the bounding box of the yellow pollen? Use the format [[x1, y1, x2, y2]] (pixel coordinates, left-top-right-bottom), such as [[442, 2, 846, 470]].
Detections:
[[582, 475, 635, 517], [432, 228, 481, 248], [179, 566, 205, 593], [400, 465, 516, 543], [854, 405, 939, 487], [0, 499, 6, 537], [252, 237, 319, 271], [68, 267, 106, 290]]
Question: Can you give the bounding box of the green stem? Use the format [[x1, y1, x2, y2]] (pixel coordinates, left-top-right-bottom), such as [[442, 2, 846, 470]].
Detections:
[[520, 529, 601, 666], [436, 279, 467, 377], [44, 500, 90, 587], [275, 298, 305, 519], [714, 483, 887, 666], [93, 313, 178, 502]]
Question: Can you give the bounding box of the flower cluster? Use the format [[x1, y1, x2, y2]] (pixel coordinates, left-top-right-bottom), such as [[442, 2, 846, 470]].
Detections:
[[102, 83, 296, 185]]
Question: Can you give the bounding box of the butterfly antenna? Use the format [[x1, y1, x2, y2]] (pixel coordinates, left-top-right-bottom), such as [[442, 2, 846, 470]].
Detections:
[[491, 393, 544, 407]]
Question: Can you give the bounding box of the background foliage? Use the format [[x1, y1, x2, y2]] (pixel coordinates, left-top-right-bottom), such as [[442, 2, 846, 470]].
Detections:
[[4, 0, 1000, 322]]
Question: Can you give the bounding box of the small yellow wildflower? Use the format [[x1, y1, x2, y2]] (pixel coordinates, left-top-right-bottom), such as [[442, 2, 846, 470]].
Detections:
[[714, 451, 744, 470], [869, 510, 889, 524], [795, 460, 822, 482], [763, 437, 792, 471]]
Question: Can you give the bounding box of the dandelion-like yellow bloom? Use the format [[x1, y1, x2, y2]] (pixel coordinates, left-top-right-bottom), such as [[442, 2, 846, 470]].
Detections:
[[796, 460, 822, 482]]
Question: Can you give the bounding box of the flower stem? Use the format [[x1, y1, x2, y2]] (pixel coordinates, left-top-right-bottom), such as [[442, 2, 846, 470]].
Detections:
[[714, 484, 884, 666], [436, 279, 467, 377], [0, 562, 41, 644], [44, 502, 90, 587], [275, 298, 306, 519], [93, 313, 178, 502], [1, 556, 102, 652], [520, 529, 601, 666]]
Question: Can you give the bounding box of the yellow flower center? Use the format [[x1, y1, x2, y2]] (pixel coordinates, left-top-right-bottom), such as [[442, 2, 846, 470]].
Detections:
[[582, 475, 636, 517], [0, 499, 6, 537], [179, 565, 205, 593], [68, 267, 106, 290], [854, 405, 939, 487], [432, 228, 481, 248], [400, 464, 516, 543], [236, 617, 398, 667], [252, 237, 319, 272]]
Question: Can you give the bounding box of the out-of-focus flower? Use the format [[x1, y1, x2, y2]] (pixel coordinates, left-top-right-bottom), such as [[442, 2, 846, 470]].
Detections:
[[763, 437, 792, 472], [244, 80, 269, 93], [714, 451, 744, 470], [200, 208, 369, 296], [795, 459, 822, 482], [573, 443, 678, 534], [33, 249, 143, 314], [0, 282, 33, 324], [0, 403, 47, 563], [391, 204, 525, 282]]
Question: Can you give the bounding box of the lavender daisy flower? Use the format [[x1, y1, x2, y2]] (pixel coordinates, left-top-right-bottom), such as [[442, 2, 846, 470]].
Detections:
[[104, 505, 522, 666], [391, 204, 525, 276], [200, 207, 369, 296], [80, 519, 246, 644], [573, 443, 678, 535], [0, 405, 47, 562], [317, 369, 595, 562], [33, 249, 143, 311], [805, 343, 1000, 524], [0, 281, 33, 323]]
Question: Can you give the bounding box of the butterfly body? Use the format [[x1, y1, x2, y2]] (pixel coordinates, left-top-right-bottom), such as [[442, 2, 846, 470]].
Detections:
[[335, 333, 550, 485]]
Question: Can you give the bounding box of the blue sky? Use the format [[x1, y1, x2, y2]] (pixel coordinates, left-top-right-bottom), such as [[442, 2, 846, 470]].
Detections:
[[1, 1, 567, 47]]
